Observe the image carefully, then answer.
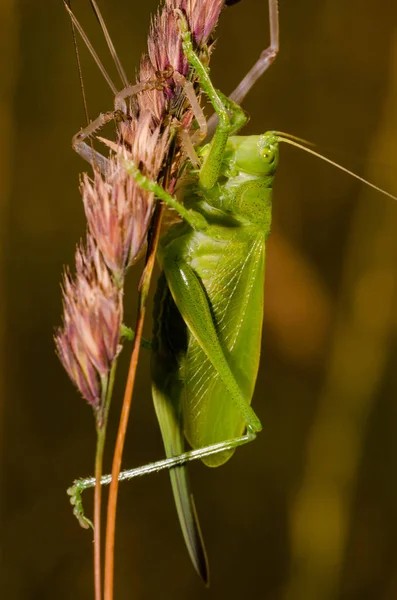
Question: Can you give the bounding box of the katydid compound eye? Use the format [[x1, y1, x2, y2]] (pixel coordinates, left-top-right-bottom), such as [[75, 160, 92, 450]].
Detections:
[[260, 147, 275, 163]]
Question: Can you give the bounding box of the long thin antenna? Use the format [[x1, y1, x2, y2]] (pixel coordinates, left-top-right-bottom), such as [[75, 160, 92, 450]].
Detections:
[[63, 1, 118, 95], [65, 0, 90, 127], [275, 131, 316, 147], [275, 132, 397, 202], [89, 0, 129, 88]]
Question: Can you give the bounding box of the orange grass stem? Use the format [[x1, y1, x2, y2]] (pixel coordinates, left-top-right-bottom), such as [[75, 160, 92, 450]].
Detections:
[[103, 204, 164, 600]]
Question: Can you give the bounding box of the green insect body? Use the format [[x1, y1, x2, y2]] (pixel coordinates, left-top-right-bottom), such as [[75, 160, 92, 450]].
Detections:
[[150, 133, 278, 582], [123, 16, 281, 581]]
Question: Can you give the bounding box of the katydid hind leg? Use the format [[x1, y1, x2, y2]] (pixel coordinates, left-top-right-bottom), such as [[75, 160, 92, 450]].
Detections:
[[69, 432, 256, 540]]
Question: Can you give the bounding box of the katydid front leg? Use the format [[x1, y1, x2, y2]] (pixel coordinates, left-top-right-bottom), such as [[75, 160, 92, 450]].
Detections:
[[122, 159, 208, 232], [176, 10, 248, 188]]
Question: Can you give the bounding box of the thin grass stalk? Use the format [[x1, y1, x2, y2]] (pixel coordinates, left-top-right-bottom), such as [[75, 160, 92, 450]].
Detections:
[[94, 360, 117, 600], [104, 203, 165, 600]]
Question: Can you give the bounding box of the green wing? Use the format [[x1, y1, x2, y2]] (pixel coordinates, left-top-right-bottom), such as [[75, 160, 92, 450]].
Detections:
[[182, 227, 265, 466], [151, 275, 209, 584]]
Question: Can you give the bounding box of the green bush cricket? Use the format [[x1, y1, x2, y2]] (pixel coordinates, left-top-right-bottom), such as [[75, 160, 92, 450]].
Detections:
[[65, 0, 397, 585]]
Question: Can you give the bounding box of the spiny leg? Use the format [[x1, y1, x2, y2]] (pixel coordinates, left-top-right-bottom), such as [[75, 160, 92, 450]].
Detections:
[[113, 65, 208, 166], [72, 76, 163, 172], [176, 10, 230, 130], [176, 84, 246, 164], [120, 157, 208, 231], [65, 1, 122, 173], [66, 1, 151, 172], [98, 138, 208, 231], [72, 77, 166, 172], [114, 68, 173, 113], [177, 10, 231, 189], [67, 431, 256, 529], [66, 0, 173, 169], [72, 110, 116, 173], [176, 10, 248, 189], [117, 70, 208, 168]]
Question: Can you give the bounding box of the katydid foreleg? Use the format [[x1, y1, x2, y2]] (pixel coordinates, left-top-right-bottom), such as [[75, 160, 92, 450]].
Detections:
[[120, 160, 208, 231]]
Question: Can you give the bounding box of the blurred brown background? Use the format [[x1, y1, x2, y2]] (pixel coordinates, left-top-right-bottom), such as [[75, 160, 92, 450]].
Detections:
[[1, 0, 397, 598]]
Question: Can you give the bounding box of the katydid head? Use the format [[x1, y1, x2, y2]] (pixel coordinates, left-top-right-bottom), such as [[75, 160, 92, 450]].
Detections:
[[233, 133, 279, 176]]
